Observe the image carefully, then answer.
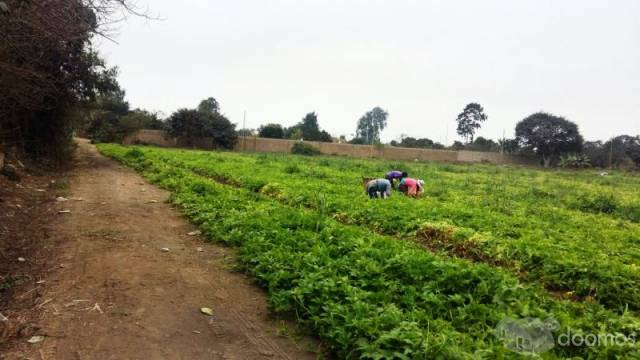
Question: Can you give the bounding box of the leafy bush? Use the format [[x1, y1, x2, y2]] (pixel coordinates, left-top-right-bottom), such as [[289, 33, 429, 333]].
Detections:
[[258, 123, 285, 139], [283, 164, 301, 174], [166, 109, 237, 149], [576, 193, 619, 214], [291, 141, 320, 156], [558, 153, 591, 168]]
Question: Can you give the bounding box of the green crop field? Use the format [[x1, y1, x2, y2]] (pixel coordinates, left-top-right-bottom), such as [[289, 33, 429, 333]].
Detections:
[[98, 144, 640, 359]]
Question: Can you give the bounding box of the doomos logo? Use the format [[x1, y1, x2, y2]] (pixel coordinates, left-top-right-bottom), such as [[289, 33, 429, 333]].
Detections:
[[495, 316, 559, 355]]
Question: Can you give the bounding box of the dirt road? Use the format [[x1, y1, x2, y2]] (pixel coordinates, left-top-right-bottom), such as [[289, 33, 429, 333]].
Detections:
[[11, 140, 318, 359]]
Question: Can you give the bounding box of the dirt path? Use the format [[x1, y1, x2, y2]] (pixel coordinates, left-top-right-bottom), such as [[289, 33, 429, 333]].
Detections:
[[16, 140, 319, 360]]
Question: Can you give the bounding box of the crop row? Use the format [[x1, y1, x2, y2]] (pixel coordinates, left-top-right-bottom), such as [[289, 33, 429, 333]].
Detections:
[[124, 146, 640, 313], [99, 144, 640, 359]]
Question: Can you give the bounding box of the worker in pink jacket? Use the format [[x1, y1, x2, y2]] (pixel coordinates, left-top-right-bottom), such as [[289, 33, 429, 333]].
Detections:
[[398, 178, 425, 198]]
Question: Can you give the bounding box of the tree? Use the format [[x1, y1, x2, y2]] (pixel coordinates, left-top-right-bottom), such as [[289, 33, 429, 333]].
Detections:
[[258, 123, 285, 139], [515, 112, 583, 167], [600, 135, 640, 168], [456, 103, 488, 143], [498, 138, 520, 154], [624, 136, 640, 168], [289, 128, 303, 140], [166, 108, 237, 149], [356, 107, 388, 144], [120, 109, 165, 131], [467, 136, 499, 152], [84, 89, 130, 143], [349, 137, 367, 145], [206, 114, 238, 149], [299, 112, 321, 139], [582, 141, 608, 168], [0, 0, 145, 162], [285, 112, 332, 142], [197, 97, 220, 115], [449, 141, 466, 150], [82, 78, 166, 144], [391, 137, 444, 149]]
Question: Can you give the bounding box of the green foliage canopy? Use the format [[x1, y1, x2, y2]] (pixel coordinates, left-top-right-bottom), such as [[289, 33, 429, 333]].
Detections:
[[455, 103, 488, 143], [355, 107, 388, 144], [515, 112, 583, 167]]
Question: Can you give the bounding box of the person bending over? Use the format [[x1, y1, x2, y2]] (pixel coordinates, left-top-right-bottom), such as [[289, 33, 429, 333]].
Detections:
[[365, 178, 392, 199], [385, 170, 408, 188], [399, 178, 425, 198]]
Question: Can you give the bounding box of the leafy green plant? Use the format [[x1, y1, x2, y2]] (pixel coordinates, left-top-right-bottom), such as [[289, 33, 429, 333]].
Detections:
[[576, 193, 619, 214], [291, 141, 320, 156], [558, 153, 592, 168]]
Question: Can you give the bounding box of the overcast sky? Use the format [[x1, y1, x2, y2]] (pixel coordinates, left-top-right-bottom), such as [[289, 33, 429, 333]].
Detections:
[[98, 0, 640, 144]]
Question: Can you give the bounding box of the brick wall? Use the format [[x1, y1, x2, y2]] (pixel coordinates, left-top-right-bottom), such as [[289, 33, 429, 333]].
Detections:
[[124, 130, 538, 166]]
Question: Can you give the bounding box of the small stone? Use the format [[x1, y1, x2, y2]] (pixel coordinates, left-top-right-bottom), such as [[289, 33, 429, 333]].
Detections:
[[196, 247, 204, 252], [161, 248, 170, 252], [56, 196, 68, 202], [200, 307, 214, 316], [58, 210, 71, 214], [187, 230, 201, 236], [27, 335, 45, 344], [17, 257, 26, 263]]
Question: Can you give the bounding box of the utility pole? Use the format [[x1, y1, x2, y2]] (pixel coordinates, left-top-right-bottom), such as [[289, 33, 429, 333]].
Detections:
[[445, 126, 449, 146], [609, 139, 613, 169], [242, 110, 246, 152]]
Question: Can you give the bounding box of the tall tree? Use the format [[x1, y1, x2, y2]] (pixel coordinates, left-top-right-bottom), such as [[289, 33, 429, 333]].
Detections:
[[0, 0, 144, 161], [355, 107, 388, 144], [515, 112, 583, 167], [166, 98, 238, 149], [197, 97, 220, 115], [286, 112, 332, 142], [456, 103, 488, 143]]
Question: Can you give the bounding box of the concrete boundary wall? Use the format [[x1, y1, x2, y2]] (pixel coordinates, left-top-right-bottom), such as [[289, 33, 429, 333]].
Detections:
[[124, 130, 538, 166]]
